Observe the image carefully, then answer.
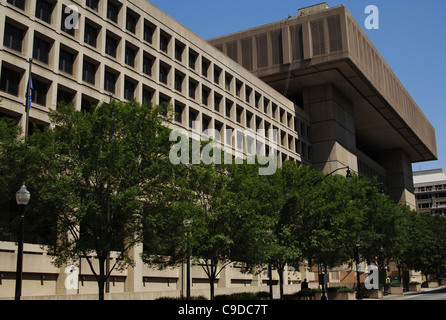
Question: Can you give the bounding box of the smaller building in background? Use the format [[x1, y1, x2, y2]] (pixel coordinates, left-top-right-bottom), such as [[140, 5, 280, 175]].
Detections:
[[413, 169, 446, 216]]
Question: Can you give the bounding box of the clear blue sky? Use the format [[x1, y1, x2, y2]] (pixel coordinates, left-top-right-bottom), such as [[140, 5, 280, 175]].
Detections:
[[149, 0, 446, 172]]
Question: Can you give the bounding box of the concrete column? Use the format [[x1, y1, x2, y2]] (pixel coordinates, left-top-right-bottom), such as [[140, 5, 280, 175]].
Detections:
[[124, 242, 144, 293], [303, 84, 358, 174], [380, 149, 416, 208], [217, 263, 231, 288]]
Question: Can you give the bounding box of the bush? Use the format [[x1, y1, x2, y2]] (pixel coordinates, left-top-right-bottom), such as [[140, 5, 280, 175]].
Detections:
[[156, 296, 207, 300], [255, 291, 271, 298], [214, 292, 259, 300], [335, 287, 355, 293], [389, 282, 402, 287], [292, 288, 316, 297], [327, 286, 355, 293]]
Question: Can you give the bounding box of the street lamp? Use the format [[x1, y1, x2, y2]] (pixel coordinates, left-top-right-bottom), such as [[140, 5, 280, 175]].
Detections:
[[355, 243, 362, 300], [15, 183, 30, 300], [380, 247, 388, 295], [183, 219, 193, 300]]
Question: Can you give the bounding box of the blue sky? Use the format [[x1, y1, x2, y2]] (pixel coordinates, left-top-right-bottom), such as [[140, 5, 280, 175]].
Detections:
[[149, 0, 446, 172]]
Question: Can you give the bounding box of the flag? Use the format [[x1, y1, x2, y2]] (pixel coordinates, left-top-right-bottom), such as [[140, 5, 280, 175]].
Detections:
[[25, 77, 33, 111]]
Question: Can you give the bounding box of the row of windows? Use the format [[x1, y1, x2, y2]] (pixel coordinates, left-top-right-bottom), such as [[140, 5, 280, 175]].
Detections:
[[0, 63, 310, 158], [417, 192, 446, 199], [4, 0, 310, 143], [3, 11, 305, 136], [416, 185, 446, 193], [6, 0, 132, 28]]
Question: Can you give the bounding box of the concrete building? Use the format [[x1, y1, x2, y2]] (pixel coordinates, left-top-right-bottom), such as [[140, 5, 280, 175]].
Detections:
[[414, 169, 446, 216], [0, 0, 437, 299], [208, 2, 437, 208]]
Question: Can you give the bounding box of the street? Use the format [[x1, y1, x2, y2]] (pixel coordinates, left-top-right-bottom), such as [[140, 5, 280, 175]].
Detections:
[[381, 287, 446, 300]]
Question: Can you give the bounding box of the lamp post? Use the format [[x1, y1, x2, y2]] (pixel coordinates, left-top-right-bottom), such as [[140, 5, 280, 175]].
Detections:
[[183, 219, 193, 300], [380, 247, 387, 295], [15, 183, 30, 300], [355, 243, 362, 300]]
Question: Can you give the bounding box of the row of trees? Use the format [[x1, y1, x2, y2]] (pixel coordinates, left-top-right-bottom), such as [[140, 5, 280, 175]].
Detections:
[[0, 100, 445, 300]]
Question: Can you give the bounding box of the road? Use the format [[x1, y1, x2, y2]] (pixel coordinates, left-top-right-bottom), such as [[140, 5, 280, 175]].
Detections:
[[381, 287, 446, 300]]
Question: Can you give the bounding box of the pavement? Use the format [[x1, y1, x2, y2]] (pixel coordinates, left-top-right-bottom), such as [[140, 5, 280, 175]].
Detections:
[[365, 285, 446, 300]]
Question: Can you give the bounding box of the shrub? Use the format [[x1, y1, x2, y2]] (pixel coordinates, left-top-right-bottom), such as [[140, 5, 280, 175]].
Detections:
[[156, 296, 207, 300], [214, 292, 258, 300], [335, 287, 355, 293], [389, 282, 402, 287]]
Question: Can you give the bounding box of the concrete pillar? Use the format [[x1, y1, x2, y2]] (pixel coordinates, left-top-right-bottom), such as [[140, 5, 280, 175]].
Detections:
[[303, 84, 358, 174], [380, 149, 416, 208], [217, 263, 231, 288], [124, 243, 144, 293]]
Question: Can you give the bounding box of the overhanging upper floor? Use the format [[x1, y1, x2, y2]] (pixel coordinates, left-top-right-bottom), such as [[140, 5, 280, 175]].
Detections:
[[208, 4, 437, 164]]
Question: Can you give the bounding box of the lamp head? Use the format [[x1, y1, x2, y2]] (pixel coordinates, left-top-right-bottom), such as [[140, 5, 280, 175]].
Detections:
[[346, 167, 353, 181], [16, 183, 30, 206]]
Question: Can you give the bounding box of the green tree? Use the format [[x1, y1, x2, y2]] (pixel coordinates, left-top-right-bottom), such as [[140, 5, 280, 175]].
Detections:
[[254, 162, 324, 299], [31, 100, 174, 300]]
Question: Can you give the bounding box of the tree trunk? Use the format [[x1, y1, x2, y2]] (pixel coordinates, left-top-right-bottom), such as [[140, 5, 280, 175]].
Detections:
[[98, 256, 107, 300], [210, 276, 215, 300], [277, 266, 284, 300]]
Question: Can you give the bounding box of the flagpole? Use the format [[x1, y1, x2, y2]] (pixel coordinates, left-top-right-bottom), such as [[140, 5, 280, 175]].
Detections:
[[25, 58, 32, 141]]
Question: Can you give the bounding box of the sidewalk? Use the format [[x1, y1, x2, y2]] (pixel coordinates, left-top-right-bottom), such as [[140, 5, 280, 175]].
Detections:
[[365, 285, 446, 300]]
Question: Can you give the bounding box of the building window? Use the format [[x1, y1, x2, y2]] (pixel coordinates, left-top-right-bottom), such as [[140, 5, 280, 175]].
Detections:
[[143, 21, 155, 44], [59, 48, 75, 75], [33, 36, 51, 64], [225, 74, 233, 91], [201, 58, 210, 78], [236, 106, 243, 124], [31, 78, 49, 106], [159, 64, 169, 85], [189, 50, 197, 70], [225, 99, 233, 118], [82, 60, 96, 85], [7, 0, 25, 10], [107, 0, 120, 23], [84, 22, 98, 47], [61, 5, 76, 36], [142, 87, 154, 105], [125, 45, 136, 68], [35, 0, 53, 24], [86, 0, 98, 11], [214, 94, 222, 113], [81, 95, 98, 113], [126, 10, 138, 34], [214, 66, 222, 85], [174, 103, 184, 124], [57, 87, 74, 105], [142, 55, 154, 77], [160, 33, 170, 53], [189, 79, 197, 99], [105, 35, 118, 58], [202, 86, 210, 106], [124, 80, 135, 100], [189, 109, 198, 130], [0, 65, 22, 96], [4, 23, 24, 52], [175, 41, 184, 62], [174, 72, 184, 92], [104, 70, 117, 93]]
